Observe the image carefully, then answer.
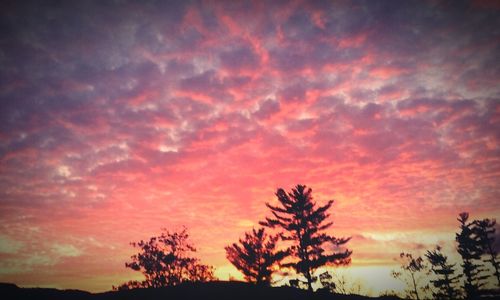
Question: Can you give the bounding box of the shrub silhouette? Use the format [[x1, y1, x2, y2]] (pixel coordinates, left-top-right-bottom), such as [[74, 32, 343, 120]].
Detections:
[[260, 184, 352, 292], [225, 227, 288, 285], [115, 227, 215, 290]]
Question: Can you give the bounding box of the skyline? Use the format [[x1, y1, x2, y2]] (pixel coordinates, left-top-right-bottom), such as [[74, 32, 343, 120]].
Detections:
[[0, 0, 499, 295]]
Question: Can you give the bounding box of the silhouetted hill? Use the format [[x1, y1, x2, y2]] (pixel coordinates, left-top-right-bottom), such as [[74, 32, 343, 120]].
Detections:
[[0, 281, 403, 300], [0, 282, 92, 300]]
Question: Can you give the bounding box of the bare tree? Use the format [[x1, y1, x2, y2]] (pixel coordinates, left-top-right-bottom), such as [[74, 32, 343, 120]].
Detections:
[[391, 252, 428, 300]]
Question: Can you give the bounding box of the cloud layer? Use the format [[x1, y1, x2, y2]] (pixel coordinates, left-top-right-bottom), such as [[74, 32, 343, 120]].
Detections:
[[0, 0, 499, 293]]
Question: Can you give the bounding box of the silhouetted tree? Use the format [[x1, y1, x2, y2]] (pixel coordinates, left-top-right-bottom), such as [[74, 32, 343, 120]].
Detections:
[[391, 252, 428, 300], [456, 212, 489, 299], [318, 271, 335, 293], [474, 218, 500, 287], [425, 246, 462, 300], [318, 271, 355, 294], [117, 227, 215, 289], [260, 184, 352, 292], [225, 227, 288, 285]]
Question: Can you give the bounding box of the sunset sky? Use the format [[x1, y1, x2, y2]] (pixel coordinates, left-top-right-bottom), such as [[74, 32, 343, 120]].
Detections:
[[1, 0, 499, 295]]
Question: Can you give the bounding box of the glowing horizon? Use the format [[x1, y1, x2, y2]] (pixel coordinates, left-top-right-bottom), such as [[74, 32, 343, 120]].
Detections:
[[0, 0, 499, 296]]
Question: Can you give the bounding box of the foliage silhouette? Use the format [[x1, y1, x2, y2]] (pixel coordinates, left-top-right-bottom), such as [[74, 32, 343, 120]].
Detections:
[[391, 252, 428, 300], [225, 227, 288, 285], [115, 227, 215, 290], [318, 271, 336, 293], [319, 271, 362, 295], [425, 246, 462, 300], [456, 212, 489, 299], [473, 218, 500, 287], [260, 184, 352, 292], [113, 280, 142, 291]]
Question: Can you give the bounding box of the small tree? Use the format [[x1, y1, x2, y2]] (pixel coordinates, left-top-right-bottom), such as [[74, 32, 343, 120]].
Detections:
[[456, 212, 488, 299], [425, 246, 462, 300], [116, 227, 215, 289], [260, 184, 352, 292], [318, 271, 336, 293], [474, 218, 500, 287], [391, 252, 428, 300], [225, 227, 288, 285], [318, 271, 354, 294]]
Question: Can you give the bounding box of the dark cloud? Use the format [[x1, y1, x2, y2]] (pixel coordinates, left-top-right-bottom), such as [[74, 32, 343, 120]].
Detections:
[[254, 99, 281, 120], [219, 45, 260, 71]]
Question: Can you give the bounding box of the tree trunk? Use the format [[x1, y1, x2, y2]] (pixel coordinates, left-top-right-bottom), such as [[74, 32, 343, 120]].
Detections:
[[411, 273, 420, 300], [445, 274, 453, 300], [297, 228, 313, 292], [305, 269, 313, 292]]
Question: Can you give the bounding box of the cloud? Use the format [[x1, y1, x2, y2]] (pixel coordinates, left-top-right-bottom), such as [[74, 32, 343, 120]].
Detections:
[[0, 236, 24, 254], [253, 99, 280, 120], [219, 44, 260, 71], [52, 244, 82, 258]]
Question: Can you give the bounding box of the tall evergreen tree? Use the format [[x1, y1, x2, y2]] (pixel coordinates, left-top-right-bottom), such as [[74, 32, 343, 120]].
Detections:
[[225, 228, 288, 285], [456, 212, 489, 299], [425, 246, 462, 300], [474, 218, 500, 287], [260, 184, 352, 292]]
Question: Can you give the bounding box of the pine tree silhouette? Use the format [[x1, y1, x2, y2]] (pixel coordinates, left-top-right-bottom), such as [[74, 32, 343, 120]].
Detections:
[[425, 246, 462, 300], [260, 184, 351, 292], [225, 227, 288, 285], [474, 218, 500, 287], [456, 212, 489, 299]]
